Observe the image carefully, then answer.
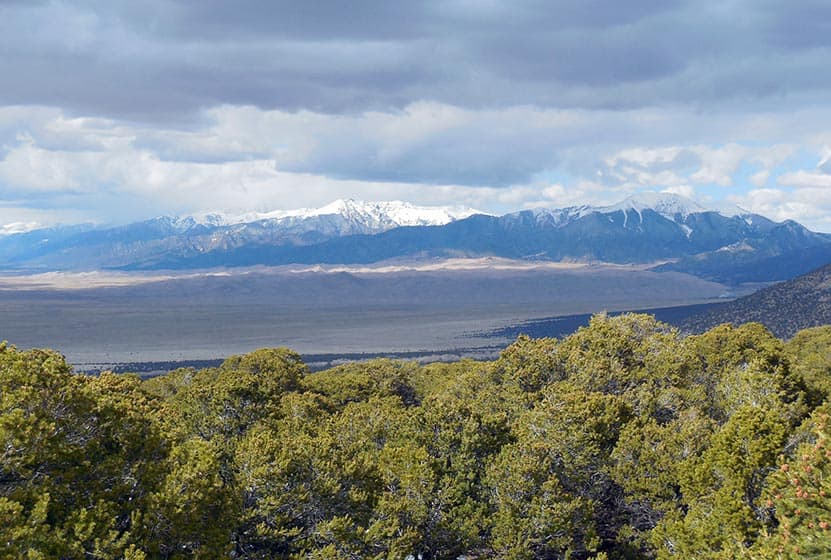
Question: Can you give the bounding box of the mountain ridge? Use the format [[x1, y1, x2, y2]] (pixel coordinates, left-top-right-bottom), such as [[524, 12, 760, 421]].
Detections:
[[185, 198, 483, 229], [0, 193, 828, 283]]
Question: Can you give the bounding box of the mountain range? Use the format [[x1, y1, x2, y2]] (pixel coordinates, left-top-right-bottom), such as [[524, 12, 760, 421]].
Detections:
[[0, 200, 477, 271], [1, 193, 829, 284]]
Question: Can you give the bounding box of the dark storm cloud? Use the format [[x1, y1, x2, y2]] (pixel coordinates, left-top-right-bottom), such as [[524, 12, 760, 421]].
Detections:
[[761, 0, 831, 49], [150, 0, 435, 41], [2, 0, 830, 122]]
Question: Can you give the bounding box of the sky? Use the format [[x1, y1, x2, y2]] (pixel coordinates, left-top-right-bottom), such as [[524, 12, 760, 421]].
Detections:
[[2, 1, 831, 231]]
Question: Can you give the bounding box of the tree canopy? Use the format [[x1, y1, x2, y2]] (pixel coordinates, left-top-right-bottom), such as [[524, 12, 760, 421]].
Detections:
[[2, 314, 831, 558]]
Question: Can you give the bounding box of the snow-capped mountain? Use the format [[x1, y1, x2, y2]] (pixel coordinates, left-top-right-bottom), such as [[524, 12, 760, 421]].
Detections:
[[494, 193, 751, 240], [189, 199, 480, 230], [0, 193, 828, 284], [0, 199, 477, 238], [0, 200, 484, 270], [594, 192, 746, 220], [522, 192, 746, 224]]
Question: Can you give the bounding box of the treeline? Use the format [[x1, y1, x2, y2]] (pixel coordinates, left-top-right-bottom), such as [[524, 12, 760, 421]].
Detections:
[[2, 314, 831, 559]]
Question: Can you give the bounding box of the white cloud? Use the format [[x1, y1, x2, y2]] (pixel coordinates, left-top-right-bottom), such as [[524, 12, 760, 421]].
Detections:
[[730, 187, 831, 232], [0, 137, 93, 192], [604, 146, 684, 169], [0, 129, 511, 223], [2, 102, 831, 230], [689, 144, 750, 186], [602, 143, 800, 195], [777, 170, 831, 189], [749, 170, 770, 187], [661, 184, 696, 198]]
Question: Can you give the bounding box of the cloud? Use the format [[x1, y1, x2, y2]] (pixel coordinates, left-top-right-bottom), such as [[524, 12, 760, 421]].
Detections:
[[731, 186, 831, 232], [2, 2, 831, 229], [689, 145, 751, 186], [660, 184, 697, 199], [2, 1, 831, 121], [778, 170, 831, 189], [750, 170, 770, 187], [2, 102, 831, 228], [600, 143, 800, 193]]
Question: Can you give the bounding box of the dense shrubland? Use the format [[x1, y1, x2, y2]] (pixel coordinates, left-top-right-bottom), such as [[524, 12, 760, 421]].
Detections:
[[3, 314, 831, 559]]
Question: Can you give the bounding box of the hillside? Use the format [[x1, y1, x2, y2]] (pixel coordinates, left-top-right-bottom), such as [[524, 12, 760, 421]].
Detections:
[[681, 261, 831, 338]]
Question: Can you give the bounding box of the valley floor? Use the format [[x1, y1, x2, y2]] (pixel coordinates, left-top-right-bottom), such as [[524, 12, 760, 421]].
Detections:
[[0, 260, 756, 368]]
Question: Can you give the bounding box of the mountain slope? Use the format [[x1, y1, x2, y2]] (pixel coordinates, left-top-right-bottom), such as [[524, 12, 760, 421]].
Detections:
[[679, 262, 831, 338], [0, 200, 479, 270], [191, 199, 479, 228], [127, 194, 831, 278], [1, 193, 829, 280]]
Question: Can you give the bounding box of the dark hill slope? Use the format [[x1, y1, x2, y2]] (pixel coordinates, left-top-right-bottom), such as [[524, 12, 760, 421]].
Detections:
[[680, 261, 831, 338]]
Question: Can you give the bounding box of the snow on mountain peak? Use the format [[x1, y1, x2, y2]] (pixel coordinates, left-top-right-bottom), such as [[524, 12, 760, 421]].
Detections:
[[522, 192, 751, 227], [602, 192, 706, 218], [180, 213, 228, 228], [277, 199, 481, 227], [156, 193, 753, 237], [600, 192, 748, 220], [188, 200, 482, 230], [0, 221, 42, 236]]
